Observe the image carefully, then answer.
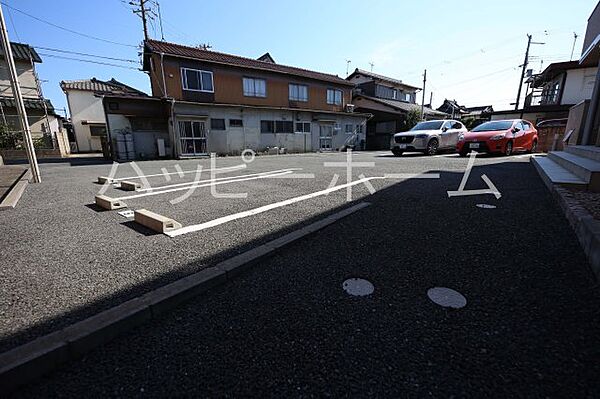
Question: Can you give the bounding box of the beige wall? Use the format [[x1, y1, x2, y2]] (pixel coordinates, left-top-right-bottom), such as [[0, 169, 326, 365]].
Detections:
[[0, 59, 39, 99], [65, 90, 107, 152]]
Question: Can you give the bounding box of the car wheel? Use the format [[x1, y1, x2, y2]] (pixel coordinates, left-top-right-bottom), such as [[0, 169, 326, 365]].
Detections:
[[504, 141, 513, 156], [426, 139, 439, 156], [528, 140, 538, 153], [392, 149, 403, 157]]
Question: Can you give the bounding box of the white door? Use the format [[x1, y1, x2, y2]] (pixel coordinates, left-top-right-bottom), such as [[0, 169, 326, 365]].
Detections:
[[319, 125, 333, 151], [179, 120, 207, 156]]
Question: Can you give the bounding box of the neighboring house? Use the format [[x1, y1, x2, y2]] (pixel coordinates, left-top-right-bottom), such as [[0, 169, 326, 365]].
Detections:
[[347, 68, 447, 150], [104, 40, 368, 159], [60, 78, 146, 152], [437, 99, 468, 119], [462, 105, 494, 127], [0, 42, 61, 145]]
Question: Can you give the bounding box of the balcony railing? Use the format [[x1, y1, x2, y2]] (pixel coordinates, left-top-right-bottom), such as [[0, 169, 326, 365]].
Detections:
[[525, 87, 560, 107]]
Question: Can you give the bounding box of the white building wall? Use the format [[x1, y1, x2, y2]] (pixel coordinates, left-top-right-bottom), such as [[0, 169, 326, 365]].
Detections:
[[561, 67, 597, 105], [65, 90, 107, 152], [172, 103, 367, 156]]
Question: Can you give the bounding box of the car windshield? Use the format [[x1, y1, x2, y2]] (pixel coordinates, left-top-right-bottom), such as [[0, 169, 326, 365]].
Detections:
[[471, 121, 514, 132], [410, 121, 443, 131]]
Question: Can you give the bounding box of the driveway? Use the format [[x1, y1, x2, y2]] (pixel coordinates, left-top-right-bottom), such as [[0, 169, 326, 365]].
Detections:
[[11, 151, 600, 397]]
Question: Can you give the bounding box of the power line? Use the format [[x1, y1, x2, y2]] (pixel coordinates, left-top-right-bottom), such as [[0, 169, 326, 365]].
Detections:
[[0, 1, 137, 48], [437, 66, 518, 89], [36, 52, 140, 70], [32, 46, 138, 63]]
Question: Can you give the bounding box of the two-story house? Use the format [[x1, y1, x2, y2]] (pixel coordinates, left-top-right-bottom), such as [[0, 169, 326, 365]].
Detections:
[[60, 78, 147, 153], [346, 68, 447, 150], [0, 42, 61, 146], [103, 40, 369, 159]]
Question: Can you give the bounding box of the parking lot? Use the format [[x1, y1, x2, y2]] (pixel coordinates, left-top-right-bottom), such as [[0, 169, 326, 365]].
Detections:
[[0, 150, 533, 352], [6, 150, 600, 397]]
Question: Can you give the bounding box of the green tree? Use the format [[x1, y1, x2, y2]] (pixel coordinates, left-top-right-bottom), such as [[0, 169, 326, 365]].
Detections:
[[402, 108, 422, 131]]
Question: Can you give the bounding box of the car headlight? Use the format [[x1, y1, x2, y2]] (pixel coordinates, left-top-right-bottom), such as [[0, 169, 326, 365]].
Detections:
[[490, 134, 506, 141], [415, 134, 428, 139], [458, 133, 465, 141]]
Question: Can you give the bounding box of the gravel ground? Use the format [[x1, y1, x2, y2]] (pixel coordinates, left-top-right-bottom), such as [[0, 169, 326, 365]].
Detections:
[[12, 152, 600, 397], [568, 188, 600, 220]]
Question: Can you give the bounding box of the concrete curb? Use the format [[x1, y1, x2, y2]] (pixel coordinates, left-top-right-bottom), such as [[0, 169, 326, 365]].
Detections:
[[0, 202, 371, 393], [0, 169, 31, 211], [532, 158, 600, 280]]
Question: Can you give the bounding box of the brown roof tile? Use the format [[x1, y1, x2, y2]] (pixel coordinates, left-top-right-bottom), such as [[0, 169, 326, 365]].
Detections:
[[145, 40, 353, 86], [60, 78, 146, 95]]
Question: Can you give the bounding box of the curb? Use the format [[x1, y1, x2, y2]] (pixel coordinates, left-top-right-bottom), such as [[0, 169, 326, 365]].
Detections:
[[0, 169, 31, 211], [532, 158, 600, 280], [0, 202, 371, 393]]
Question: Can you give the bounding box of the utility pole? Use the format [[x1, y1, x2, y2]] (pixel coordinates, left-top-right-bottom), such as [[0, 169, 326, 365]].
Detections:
[[345, 59, 351, 77], [421, 69, 427, 120], [429, 92, 433, 107], [131, 0, 150, 41], [369, 61, 374, 72], [514, 34, 544, 111], [0, 5, 40, 182]]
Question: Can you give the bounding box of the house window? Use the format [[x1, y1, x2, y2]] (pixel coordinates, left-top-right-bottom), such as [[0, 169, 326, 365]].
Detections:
[[275, 120, 294, 133], [89, 125, 106, 137], [181, 68, 214, 92], [376, 85, 397, 100], [229, 119, 243, 127], [260, 120, 274, 133], [295, 122, 311, 133], [210, 118, 226, 130], [345, 124, 353, 134], [327, 89, 343, 105], [289, 84, 308, 101], [243, 77, 266, 97], [404, 93, 411, 102], [356, 124, 363, 134]]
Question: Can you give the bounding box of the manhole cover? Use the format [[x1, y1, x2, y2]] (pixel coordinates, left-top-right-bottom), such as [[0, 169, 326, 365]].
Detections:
[[476, 204, 497, 209], [427, 287, 467, 308], [343, 278, 374, 296]]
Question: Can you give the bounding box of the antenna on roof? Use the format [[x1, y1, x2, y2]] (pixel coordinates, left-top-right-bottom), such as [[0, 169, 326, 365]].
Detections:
[[570, 32, 579, 61], [345, 59, 351, 77], [369, 61, 374, 72], [196, 43, 212, 50]]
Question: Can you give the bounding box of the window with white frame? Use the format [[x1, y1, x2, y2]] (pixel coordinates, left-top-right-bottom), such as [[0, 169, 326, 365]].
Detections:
[[327, 89, 343, 105], [356, 124, 364, 134], [289, 84, 308, 101], [345, 124, 353, 134], [243, 77, 266, 97], [181, 68, 214, 92]]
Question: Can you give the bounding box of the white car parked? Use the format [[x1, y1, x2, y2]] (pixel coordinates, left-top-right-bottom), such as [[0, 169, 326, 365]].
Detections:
[[390, 119, 467, 156]]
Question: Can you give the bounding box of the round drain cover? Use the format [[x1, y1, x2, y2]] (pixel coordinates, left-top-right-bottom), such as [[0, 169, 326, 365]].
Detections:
[[427, 287, 467, 308], [343, 278, 374, 296], [476, 203, 497, 209]]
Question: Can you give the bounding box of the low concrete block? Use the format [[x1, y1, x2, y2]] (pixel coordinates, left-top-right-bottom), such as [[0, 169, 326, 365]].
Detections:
[[97, 176, 115, 184], [134, 209, 182, 233], [0, 331, 68, 392], [63, 298, 151, 359], [95, 194, 127, 210], [119, 180, 141, 191]]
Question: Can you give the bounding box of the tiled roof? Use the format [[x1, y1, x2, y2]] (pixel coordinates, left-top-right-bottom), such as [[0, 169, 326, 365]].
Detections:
[[354, 94, 448, 117], [0, 97, 55, 112], [0, 42, 41, 63], [144, 40, 353, 86], [348, 68, 421, 90], [60, 78, 146, 95]]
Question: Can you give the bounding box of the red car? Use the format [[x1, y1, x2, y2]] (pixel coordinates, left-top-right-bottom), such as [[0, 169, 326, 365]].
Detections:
[[457, 119, 538, 157]]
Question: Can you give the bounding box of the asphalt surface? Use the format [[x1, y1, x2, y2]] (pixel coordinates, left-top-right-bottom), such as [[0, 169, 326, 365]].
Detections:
[[12, 151, 600, 397]]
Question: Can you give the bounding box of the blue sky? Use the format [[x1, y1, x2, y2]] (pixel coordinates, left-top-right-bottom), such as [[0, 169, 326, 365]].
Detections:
[[3, 0, 597, 115]]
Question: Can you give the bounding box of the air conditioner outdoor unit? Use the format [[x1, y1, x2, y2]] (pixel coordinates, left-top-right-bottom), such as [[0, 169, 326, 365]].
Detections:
[[345, 104, 355, 113]]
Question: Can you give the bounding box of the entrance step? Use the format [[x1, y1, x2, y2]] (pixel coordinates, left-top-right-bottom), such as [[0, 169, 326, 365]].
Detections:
[[565, 145, 600, 162], [547, 151, 600, 191], [532, 156, 587, 190]]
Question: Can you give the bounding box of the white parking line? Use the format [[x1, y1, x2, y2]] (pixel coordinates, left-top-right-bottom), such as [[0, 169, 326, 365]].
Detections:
[[113, 164, 246, 181], [116, 169, 298, 201], [166, 176, 384, 237], [135, 169, 302, 192]]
